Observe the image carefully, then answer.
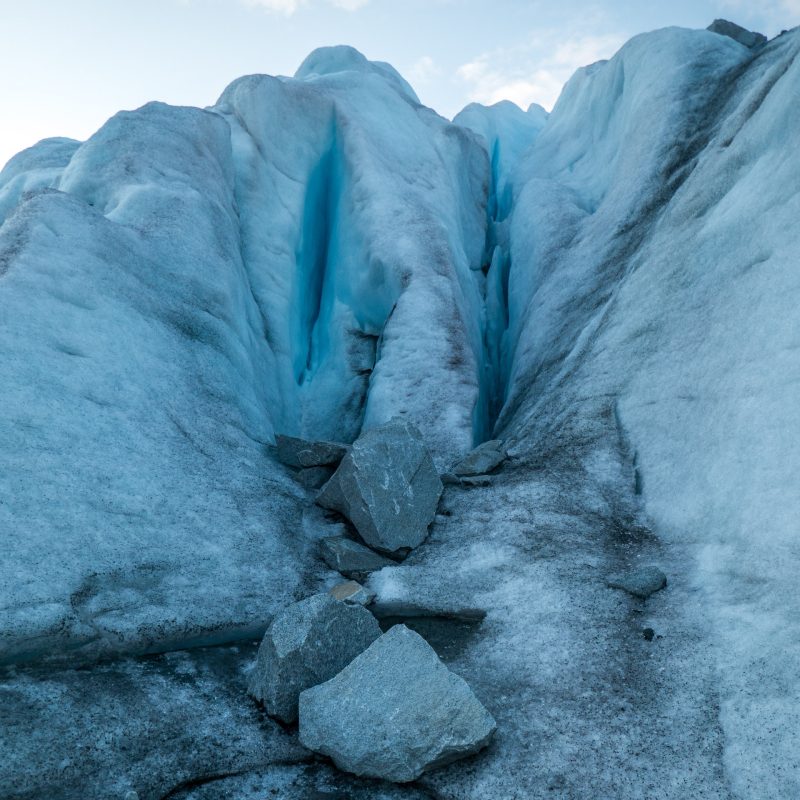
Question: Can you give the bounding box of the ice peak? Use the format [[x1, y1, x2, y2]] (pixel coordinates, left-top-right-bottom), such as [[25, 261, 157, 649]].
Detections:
[[295, 45, 419, 103]]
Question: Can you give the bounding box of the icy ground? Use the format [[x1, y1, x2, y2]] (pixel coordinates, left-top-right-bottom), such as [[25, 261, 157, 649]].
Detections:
[[2, 23, 800, 800]]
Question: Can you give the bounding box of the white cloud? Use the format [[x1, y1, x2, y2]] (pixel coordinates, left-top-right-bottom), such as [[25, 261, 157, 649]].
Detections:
[[244, 0, 369, 14], [407, 56, 442, 84], [715, 0, 800, 32], [456, 32, 625, 112]]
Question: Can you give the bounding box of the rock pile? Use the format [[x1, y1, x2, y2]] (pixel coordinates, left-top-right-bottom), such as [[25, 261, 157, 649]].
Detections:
[[250, 419, 494, 781]]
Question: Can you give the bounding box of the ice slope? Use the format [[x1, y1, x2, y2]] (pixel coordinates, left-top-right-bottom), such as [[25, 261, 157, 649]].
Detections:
[[0, 48, 490, 665], [499, 25, 800, 798]]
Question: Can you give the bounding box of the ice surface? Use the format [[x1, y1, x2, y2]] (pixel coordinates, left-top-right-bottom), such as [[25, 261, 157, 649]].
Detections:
[[501, 25, 800, 798]]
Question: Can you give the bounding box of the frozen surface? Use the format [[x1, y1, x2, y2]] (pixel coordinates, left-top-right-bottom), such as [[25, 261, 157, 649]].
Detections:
[[503, 25, 800, 798]]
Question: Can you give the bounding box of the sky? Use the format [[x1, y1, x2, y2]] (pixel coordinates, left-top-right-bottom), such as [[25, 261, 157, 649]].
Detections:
[[1, 0, 799, 169]]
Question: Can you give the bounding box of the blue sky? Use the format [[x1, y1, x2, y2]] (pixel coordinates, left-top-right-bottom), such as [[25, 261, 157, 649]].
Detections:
[[2, 0, 799, 168]]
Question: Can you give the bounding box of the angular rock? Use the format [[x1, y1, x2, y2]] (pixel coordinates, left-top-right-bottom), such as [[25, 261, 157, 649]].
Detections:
[[319, 535, 395, 582], [608, 566, 668, 599], [248, 594, 381, 723], [329, 580, 375, 606], [708, 19, 767, 49], [295, 465, 336, 490], [452, 439, 507, 477], [298, 625, 496, 782], [316, 419, 443, 555], [275, 434, 348, 469]]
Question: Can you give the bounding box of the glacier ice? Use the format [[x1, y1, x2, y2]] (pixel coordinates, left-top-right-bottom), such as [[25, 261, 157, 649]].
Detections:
[[2, 21, 800, 800]]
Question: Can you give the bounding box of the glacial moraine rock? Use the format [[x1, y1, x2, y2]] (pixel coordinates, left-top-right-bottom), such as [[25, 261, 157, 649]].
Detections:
[[608, 566, 668, 599], [247, 594, 381, 723], [708, 19, 767, 49], [298, 625, 496, 782], [295, 465, 336, 490], [452, 439, 507, 477], [316, 419, 443, 555], [319, 535, 395, 581], [275, 434, 349, 469], [329, 580, 375, 606]]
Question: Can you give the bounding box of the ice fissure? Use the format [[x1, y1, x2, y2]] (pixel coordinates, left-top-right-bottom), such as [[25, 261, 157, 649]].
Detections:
[[293, 129, 340, 385]]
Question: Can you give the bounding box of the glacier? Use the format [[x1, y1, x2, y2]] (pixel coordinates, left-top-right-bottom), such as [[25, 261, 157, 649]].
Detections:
[[2, 22, 800, 800]]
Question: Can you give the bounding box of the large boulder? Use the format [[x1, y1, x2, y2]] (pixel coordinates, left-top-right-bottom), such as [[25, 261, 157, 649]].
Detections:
[[319, 535, 395, 582], [451, 439, 507, 477], [316, 420, 443, 555], [275, 435, 348, 469], [247, 594, 381, 723], [298, 625, 496, 782]]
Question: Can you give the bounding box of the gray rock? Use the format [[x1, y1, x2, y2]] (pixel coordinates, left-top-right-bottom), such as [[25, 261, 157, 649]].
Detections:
[[248, 594, 381, 723], [275, 434, 349, 469], [295, 465, 336, 490], [608, 566, 667, 599], [316, 419, 443, 555], [319, 535, 395, 581], [298, 625, 496, 782], [708, 19, 767, 49], [329, 580, 375, 606], [452, 439, 507, 477]]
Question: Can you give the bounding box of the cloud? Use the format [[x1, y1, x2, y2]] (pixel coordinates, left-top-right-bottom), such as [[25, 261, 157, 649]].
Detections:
[[407, 56, 442, 84], [714, 0, 800, 32], [244, 0, 369, 14], [456, 32, 625, 112]]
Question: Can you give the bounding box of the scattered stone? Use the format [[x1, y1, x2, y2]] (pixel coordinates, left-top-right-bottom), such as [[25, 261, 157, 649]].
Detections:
[[329, 580, 375, 606], [275, 434, 348, 469], [451, 439, 507, 477], [295, 465, 336, 490], [299, 625, 496, 782], [708, 19, 767, 49], [248, 593, 381, 723], [316, 419, 443, 555], [319, 535, 395, 582], [608, 566, 667, 599], [460, 475, 493, 488], [643, 628, 655, 642]]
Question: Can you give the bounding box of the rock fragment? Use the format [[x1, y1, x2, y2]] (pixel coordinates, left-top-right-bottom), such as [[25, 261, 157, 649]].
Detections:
[[299, 625, 496, 782], [451, 439, 507, 477], [248, 593, 381, 723], [329, 580, 375, 606], [275, 434, 348, 469], [295, 465, 336, 490], [608, 566, 667, 599], [316, 419, 443, 555], [707, 19, 767, 49], [319, 535, 395, 581]]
